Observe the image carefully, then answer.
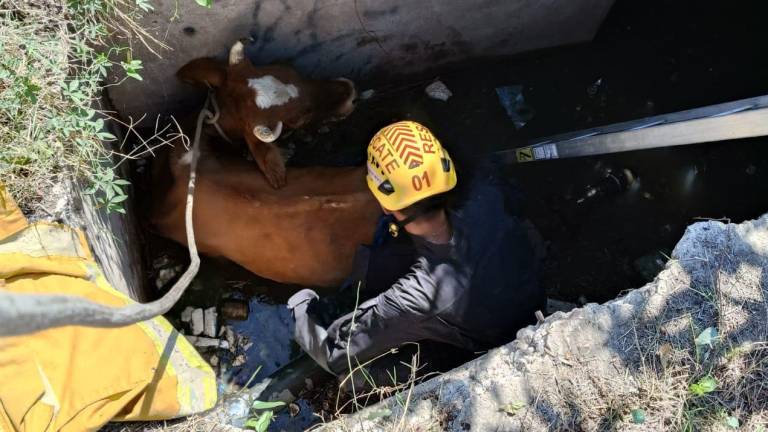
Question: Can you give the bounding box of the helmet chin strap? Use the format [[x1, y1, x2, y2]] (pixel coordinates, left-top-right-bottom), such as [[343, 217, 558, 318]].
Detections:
[[387, 201, 446, 238]]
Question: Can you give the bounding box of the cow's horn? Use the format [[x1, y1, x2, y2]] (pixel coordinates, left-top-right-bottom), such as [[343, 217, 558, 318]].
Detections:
[[253, 121, 283, 143], [229, 40, 246, 65]]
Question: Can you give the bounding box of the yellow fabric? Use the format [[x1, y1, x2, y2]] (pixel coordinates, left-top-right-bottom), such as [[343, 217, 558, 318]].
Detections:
[[0, 184, 217, 432], [366, 121, 458, 210]]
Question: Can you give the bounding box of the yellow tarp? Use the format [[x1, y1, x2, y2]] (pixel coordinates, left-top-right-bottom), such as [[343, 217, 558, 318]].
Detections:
[[0, 184, 217, 432]]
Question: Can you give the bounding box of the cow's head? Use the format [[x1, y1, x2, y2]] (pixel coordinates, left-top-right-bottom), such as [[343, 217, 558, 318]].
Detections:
[[176, 41, 357, 145]]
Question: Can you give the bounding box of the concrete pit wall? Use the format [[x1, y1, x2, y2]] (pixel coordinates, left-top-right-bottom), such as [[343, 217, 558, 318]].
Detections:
[[64, 114, 147, 302], [107, 0, 614, 120]]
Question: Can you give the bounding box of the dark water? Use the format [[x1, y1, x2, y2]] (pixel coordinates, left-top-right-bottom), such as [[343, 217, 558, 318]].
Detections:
[[137, 1, 768, 429]]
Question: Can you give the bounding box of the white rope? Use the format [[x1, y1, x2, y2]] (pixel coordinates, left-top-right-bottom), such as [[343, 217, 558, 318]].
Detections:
[[0, 93, 218, 337]]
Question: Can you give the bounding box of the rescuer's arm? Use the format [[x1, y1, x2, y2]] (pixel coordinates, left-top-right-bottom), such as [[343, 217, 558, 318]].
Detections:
[[289, 258, 435, 375]]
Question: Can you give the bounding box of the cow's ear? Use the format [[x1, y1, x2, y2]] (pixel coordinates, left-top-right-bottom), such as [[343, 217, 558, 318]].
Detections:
[[176, 58, 226, 88]]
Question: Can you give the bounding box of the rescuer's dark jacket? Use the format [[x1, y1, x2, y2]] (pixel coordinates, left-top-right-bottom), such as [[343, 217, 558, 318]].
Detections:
[[288, 170, 544, 375]]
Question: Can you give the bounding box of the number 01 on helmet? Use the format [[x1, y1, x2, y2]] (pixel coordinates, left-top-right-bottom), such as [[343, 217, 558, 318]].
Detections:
[[366, 121, 457, 211]]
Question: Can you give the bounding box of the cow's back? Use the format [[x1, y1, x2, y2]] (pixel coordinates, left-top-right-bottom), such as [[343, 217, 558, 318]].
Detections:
[[151, 146, 380, 287]]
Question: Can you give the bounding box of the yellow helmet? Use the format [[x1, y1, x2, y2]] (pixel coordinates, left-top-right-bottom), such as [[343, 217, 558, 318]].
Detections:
[[366, 121, 457, 211]]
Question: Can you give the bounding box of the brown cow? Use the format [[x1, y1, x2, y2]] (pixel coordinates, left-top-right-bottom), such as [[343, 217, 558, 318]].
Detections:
[[151, 139, 380, 287], [176, 41, 357, 189]]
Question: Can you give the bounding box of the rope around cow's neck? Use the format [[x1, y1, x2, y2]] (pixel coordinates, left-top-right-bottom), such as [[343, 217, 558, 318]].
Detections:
[[0, 93, 220, 336]]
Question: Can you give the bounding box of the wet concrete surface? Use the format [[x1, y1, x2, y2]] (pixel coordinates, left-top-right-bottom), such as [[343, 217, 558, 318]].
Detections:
[[135, 1, 768, 429]]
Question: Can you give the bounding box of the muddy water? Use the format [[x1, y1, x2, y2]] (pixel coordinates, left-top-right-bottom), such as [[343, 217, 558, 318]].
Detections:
[[137, 0, 768, 429]]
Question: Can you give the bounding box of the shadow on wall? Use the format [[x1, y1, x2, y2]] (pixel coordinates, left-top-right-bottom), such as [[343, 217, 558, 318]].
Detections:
[[337, 214, 768, 431]]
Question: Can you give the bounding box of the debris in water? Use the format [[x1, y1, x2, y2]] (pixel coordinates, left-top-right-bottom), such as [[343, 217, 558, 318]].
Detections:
[[575, 168, 635, 205], [587, 77, 603, 97], [187, 336, 230, 350], [221, 325, 236, 350], [425, 80, 452, 101], [746, 164, 757, 175], [152, 255, 171, 269], [359, 89, 375, 100], [155, 266, 182, 289], [221, 300, 250, 321], [317, 125, 331, 134], [204, 307, 218, 338], [190, 308, 204, 336], [232, 354, 247, 367], [495, 85, 534, 129]]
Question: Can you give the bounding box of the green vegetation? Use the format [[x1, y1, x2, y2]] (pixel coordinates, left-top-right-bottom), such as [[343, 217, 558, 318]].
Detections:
[[246, 400, 286, 432], [0, 0, 160, 215]]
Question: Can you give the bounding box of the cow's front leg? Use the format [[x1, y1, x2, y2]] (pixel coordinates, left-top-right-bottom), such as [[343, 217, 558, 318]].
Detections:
[[245, 137, 287, 189]]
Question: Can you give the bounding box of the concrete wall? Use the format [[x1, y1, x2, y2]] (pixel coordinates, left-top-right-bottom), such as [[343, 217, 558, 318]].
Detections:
[[108, 0, 614, 120], [66, 117, 147, 302]]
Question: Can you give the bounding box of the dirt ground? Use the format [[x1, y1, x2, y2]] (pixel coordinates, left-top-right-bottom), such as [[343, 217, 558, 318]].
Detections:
[[128, 1, 768, 430]]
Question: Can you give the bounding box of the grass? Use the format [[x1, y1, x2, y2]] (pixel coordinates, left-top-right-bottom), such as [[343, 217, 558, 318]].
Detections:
[[0, 0, 164, 216]]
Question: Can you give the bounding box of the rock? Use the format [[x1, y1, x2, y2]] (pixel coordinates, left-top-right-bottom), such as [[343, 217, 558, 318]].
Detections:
[[204, 307, 218, 338], [190, 308, 204, 336], [180, 306, 194, 323], [186, 336, 229, 350], [425, 80, 452, 101]]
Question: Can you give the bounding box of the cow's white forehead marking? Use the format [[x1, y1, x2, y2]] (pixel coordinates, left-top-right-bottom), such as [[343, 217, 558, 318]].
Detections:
[[247, 75, 300, 109]]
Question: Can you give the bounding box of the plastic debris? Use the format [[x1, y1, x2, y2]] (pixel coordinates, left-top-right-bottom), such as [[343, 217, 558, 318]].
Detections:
[[317, 125, 331, 134], [425, 80, 452, 101], [495, 85, 534, 129], [186, 336, 230, 350], [190, 308, 204, 336], [204, 307, 218, 338], [209, 354, 219, 367], [359, 89, 375, 100]]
